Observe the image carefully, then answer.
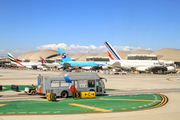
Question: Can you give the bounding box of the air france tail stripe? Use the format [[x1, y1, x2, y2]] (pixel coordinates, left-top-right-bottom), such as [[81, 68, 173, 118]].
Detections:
[[106, 45, 119, 60], [104, 42, 121, 60], [107, 50, 115, 60], [104, 42, 120, 60]]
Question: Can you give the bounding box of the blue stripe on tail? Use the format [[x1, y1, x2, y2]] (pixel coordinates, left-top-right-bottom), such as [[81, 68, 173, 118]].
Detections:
[[104, 42, 121, 60]]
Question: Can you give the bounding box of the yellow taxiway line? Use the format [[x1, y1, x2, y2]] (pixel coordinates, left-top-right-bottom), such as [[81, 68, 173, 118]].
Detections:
[[69, 103, 111, 112], [167, 78, 180, 83], [0, 104, 6, 107]]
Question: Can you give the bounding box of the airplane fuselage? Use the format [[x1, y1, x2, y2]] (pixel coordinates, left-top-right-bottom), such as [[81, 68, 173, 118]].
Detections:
[[108, 60, 164, 71], [60, 61, 108, 70]]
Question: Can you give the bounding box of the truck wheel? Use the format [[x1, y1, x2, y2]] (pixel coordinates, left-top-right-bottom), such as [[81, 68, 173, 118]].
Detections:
[[33, 91, 36, 95], [61, 91, 68, 98], [29, 90, 32, 95], [31, 91, 35, 95]]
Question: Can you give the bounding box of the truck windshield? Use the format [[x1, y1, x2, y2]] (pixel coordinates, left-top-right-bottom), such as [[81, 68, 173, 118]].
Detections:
[[88, 80, 95, 87], [99, 80, 104, 87]]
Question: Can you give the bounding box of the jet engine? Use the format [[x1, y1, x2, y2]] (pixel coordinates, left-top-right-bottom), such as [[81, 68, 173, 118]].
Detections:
[[26, 66, 32, 69], [166, 66, 175, 72], [37, 66, 43, 69], [136, 67, 148, 72]]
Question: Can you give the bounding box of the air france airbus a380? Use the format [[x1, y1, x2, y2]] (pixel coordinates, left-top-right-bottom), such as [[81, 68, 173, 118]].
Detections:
[[104, 42, 176, 73], [58, 48, 110, 70]]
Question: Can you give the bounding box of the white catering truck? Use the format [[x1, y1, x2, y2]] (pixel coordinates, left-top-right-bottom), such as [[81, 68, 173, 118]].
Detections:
[[37, 72, 107, 98]]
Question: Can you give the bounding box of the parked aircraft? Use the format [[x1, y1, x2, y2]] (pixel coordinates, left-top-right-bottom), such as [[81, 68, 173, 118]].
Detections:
[[104, 42, 176, 73], [58, 48, 109, 70], [39, 56, 63, 69], [7, 53, 43, 69]]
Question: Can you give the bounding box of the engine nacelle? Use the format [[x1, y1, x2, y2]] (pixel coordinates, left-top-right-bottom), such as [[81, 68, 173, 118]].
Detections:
[[136, 67, 148, 72], [82, 66, 92, 70], [26, 66, 32, 68], [106, 61, 121, 68], [166, 66, 175, 72], [102, 66, 108, 70], [37, 66, 43, 69], [57, 65, 63, 68]]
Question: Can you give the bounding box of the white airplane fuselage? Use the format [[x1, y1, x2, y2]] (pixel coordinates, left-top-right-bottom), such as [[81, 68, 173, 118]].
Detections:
[[107, 60, 165, 71], [11, 61, 43, 69], [42, 63, 63, 68], [104, 41, 176, 73]]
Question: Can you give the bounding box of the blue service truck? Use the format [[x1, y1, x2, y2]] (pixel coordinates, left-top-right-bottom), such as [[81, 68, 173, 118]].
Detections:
[[37, 72, 107, 98]]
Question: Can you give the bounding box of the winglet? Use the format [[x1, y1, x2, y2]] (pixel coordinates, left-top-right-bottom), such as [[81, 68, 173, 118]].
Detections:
[[104, 42, 122, 61]]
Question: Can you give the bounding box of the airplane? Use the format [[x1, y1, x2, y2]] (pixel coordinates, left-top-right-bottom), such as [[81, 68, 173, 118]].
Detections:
[[7, 53, 44, 69], [57, 48, 110, 70], [39, 56, 63, 69], [104, 42, 176, 73]]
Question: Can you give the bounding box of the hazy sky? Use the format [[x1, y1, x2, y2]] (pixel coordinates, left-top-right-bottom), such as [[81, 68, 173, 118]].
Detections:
[[0, 0, 180, 57]]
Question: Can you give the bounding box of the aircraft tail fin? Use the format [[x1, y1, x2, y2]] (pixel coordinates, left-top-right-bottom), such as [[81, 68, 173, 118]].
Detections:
[[104, 42, 122, 61], [7, 53, 24, 66], [39, 56, 47, 64], [58, 48, 72, 62]]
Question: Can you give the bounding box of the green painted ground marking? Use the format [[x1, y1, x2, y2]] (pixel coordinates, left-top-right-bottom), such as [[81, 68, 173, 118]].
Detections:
[[0, 94, 162, 115], [105, 89, 118, 91], [69, 103, 112, 112], [1, 85, 116, 92]]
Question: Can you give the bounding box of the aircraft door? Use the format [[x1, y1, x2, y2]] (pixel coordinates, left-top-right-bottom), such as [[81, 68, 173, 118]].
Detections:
[[72, 80, 78, 89], [96, 80, 102, 95], [70, 80, 78, 94]]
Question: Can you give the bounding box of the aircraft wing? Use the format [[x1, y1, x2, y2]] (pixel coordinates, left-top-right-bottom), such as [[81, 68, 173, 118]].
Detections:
[[107, 61, 121, 68], [63, 63, 71, 67]]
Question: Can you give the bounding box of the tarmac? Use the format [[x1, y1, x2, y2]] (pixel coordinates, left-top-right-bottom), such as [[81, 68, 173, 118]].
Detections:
[[0, 69, 180, 120], [0, 93, 165, 114]]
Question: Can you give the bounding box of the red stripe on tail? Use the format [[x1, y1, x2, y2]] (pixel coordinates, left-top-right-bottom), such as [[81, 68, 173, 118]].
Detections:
[[107, 50, 115, 60]]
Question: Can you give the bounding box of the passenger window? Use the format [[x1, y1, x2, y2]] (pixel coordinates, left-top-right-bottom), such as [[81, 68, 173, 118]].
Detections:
[[51, 81, 59, 87], [61, 81, 70, 87], [88, 80, 95, 87], [79, 80, 88, 88], [96, 80, 99, 86]]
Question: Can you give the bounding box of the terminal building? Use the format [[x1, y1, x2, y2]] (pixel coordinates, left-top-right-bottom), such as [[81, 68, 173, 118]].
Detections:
[[127, 54, 158, 60], [1, 48, 180, 69]]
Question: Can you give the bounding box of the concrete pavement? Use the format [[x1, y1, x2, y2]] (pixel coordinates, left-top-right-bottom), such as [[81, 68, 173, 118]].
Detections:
[[0, 69, 180, 120]]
